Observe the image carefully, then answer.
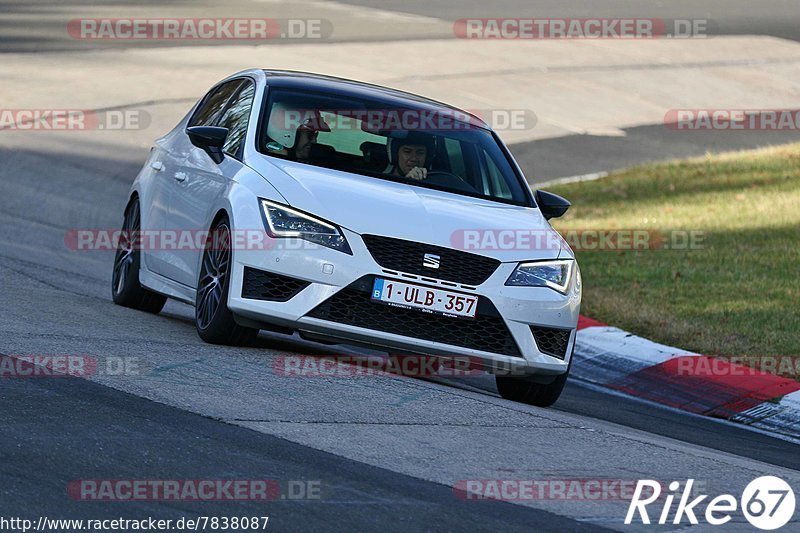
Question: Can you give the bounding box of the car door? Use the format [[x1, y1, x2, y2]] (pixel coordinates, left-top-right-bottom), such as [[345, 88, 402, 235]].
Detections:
[[150, 79, 244, 285], [167, 78, 256, 288], [140, 141, 178, 277]]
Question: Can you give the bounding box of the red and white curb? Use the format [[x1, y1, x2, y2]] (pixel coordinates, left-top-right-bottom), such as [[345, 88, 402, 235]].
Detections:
[[573, 316, 800, 440]]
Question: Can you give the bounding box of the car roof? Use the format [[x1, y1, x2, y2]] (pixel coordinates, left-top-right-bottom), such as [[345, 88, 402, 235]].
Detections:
[[260, 69, 490, 130]]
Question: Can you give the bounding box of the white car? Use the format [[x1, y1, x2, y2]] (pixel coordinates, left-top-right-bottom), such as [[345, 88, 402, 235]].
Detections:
[[112, 69, 581, 406]]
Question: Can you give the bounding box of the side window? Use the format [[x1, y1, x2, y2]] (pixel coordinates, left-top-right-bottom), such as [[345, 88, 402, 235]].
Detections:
[[217, 81, 256, 157], [485, 152, 513, 199], [447, 138, 486, 194], [444, 138, 467, 178], [189, 80, 244, 127]]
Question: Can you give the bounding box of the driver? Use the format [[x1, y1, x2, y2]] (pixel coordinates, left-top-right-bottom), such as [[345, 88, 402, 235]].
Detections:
[[386, 131, 436, 181]]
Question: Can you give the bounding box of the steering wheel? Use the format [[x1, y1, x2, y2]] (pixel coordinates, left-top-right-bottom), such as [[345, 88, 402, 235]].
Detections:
[[424, 170, 478, 193]]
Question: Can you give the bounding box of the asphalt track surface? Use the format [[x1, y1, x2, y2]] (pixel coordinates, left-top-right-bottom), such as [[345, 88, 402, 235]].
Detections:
[[3, 375, 595, 532], [338, 0, 800, 42], [2, 0, 799, 53], [2, 2, 800, 532], [517, 123, 800, 183]]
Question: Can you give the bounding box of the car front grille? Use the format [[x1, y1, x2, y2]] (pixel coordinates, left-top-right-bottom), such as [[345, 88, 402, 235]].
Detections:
[[530, 326, 572, 359], [242, 267, 310, 302], [361, 234, 500, 286], [306, 276, 522, 357]]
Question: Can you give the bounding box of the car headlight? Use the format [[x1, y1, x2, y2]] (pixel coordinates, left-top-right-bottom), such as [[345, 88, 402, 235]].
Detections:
[[259, 199, 352, 255], [505, 259, 575, 293]]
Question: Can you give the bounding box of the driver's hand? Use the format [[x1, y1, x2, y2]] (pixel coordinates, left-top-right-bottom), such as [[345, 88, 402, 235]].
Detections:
[[405, 167, 427, 181]]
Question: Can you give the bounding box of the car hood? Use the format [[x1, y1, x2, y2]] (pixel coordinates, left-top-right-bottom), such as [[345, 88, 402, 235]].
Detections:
[[255, 158, 567, 263]]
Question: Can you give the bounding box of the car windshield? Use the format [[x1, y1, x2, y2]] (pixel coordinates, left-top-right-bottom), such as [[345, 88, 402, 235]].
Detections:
[[259, 88, 531, 206]]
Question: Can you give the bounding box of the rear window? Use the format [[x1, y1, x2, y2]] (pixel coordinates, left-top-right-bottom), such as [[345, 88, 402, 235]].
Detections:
[[259, 89, 531, 206]]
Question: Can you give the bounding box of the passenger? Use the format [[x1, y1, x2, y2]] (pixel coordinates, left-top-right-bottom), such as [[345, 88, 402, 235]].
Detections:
[[265, 107, 330, 162], [291, 122, 320, 162]]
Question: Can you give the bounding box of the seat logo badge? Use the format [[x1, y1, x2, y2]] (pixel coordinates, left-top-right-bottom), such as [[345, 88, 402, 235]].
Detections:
[[423, 254, 440, 269]]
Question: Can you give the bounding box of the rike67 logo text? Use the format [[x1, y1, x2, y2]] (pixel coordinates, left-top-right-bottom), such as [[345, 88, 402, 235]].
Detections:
[[626, 477, 795, 530]]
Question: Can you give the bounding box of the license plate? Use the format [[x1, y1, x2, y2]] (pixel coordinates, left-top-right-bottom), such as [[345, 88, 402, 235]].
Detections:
[[371, 278, 478, 319]]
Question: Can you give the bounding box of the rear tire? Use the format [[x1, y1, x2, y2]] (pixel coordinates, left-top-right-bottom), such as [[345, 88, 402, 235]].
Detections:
[[194, 217, 258, 346], [111, 197, 167, 314]]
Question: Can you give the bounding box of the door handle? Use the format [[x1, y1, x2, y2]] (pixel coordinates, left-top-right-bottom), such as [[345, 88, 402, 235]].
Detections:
[[174, 172, 187, 183], [150, 161, 164, 171]]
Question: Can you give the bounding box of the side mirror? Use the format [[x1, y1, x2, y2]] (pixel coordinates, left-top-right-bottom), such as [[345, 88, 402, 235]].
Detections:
[[187, 126, 228, 164], [535, 189, 570, 220]]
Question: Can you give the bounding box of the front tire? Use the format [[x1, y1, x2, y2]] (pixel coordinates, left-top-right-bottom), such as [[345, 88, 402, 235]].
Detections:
[[495, 372, 569, 407], [111, 197, 167, 314], [496, 349, 573, 407], [194, 217, 258, 346]]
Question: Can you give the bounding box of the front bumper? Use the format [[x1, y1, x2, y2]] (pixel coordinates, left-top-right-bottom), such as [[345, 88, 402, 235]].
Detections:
[[228, 228, 581, 377]]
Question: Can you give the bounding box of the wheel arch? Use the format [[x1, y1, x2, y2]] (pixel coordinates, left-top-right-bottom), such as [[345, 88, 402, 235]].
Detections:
[[210, 208, 230, 228]]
